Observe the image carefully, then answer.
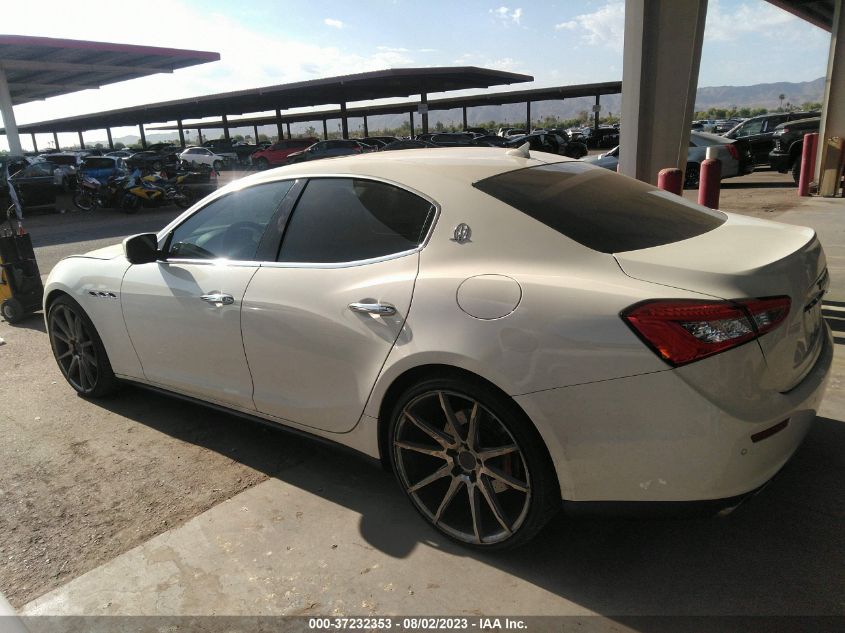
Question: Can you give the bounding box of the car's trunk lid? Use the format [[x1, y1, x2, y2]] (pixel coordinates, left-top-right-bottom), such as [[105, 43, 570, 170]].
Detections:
[[615, 213, 827, 392]]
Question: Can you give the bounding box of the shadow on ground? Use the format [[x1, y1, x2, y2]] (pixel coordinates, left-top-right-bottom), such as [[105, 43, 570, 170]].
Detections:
[[90, 381, 845, 618]]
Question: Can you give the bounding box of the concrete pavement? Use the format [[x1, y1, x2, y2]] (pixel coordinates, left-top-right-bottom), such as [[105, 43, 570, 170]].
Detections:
[[16, 194, 845, 618]]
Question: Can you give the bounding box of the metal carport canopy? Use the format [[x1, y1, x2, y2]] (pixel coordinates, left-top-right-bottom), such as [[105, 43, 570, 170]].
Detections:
[[2, 67, 533, 134], [146, 81, 623, 130], [0, 35, 220, 106], [0, 34, 220, 153]]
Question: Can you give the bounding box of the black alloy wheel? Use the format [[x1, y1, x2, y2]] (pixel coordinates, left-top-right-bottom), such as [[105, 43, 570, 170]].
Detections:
[[389, 377, 559, 550], [47, 295, 118, 397]]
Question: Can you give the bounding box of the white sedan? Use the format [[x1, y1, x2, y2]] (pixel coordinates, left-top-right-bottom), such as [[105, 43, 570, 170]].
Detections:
[[177, 146, 233, 171], [43, 147, 831, 549]]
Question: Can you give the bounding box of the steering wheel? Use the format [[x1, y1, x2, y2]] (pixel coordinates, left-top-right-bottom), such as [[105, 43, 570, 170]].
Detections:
[[223, 221, 265, 259]]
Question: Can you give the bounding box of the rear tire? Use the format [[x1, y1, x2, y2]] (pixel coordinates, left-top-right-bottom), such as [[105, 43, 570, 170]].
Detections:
[[684, 163, 700, 189], [255, 158, 270, 171], [47, 295, 119, 397], [388, 375, 559, 550], [791, 158, 802, 185], [122, 194, 141, 214]]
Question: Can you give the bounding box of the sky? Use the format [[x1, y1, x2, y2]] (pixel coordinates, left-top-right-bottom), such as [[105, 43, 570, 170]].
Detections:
[[0, 0, 832, 150]]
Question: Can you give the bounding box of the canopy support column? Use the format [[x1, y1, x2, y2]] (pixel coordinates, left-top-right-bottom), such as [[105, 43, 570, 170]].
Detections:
[[340, 102, 349, 139], [0, 68, 22, 154], [618, 0, 707, 185], [816, 0, 845, 193]]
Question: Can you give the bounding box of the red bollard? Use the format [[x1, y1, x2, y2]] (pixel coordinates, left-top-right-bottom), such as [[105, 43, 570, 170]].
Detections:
[[698, 158, 722, 209], [657, 168, 683, 195], [798, 132, 819, 197]]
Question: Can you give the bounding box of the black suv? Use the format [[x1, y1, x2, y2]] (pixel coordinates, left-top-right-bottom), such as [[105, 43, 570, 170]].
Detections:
[[723, 111, 819, 167], [769, 117, 820, 183]]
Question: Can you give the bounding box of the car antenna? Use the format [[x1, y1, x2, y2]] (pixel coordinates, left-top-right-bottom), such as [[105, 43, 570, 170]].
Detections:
[[505, 142, 530, 159]]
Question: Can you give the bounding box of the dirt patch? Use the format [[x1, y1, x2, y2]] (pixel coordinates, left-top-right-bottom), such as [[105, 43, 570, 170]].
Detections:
[[683, 168, 808, 219], [0, 315, 320, 608]]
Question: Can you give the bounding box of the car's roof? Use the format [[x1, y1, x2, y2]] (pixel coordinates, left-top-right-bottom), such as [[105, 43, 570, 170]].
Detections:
[[243, 147, 571, 187]]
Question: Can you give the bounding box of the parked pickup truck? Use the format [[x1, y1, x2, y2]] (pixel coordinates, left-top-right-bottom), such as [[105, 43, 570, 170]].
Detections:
[[769, 117, 820, 184]]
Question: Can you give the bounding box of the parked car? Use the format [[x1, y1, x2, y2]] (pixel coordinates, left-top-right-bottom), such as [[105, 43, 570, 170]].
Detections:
[[42, 153, 82, 185], [585, 131, 752, 187], [79, 156, 126, 183], [723, 111, 819, 167], [202, 139, 256, 164], [0, 155, 31, 193], [7, 161, 69, 209], [471, 135, 510, 147], [769, 117, 820, 183], [126, 145, 180, 173], [250, 138, 318, 170], [286, 139, 364, 163], [506, 131, 588, 159], [44, 147, 830, 549], [497, 127, 527, 137], [362, 136, 401, 147], [380, 139, 437, 151], [178, 147, 234, 171], [105, 150, 136, 159], [579, 126, 620, 149], [429, 133, 478, 147]]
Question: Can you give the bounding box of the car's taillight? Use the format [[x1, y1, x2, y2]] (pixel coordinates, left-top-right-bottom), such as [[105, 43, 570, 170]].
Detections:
[[621, 297, 791, 366], [726, 143, 739, 160]]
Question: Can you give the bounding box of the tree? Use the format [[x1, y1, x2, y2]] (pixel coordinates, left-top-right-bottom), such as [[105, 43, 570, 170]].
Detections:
[[114, 142, 125, 150]]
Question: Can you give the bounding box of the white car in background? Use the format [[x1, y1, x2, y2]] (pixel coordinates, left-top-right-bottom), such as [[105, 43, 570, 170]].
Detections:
[[43, 147, 831, 549], [585, 131, 753, 187], [178, 146, 233, 171]]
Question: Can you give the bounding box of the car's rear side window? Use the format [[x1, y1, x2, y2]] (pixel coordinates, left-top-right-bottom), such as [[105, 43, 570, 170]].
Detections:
[[473, 162, 726, 253]]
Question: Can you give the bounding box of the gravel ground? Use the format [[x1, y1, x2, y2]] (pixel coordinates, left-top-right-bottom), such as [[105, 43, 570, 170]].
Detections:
[[0, 167, 816, 608]]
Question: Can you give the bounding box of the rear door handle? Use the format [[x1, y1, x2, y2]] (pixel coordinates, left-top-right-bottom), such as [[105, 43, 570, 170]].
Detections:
[[201, 293, 235, 305], [348, 302, 397, 316]]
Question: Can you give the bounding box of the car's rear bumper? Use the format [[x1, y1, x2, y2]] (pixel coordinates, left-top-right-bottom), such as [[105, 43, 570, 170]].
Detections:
[[514, 327, 832, 504], [769, 150, 792, 172]]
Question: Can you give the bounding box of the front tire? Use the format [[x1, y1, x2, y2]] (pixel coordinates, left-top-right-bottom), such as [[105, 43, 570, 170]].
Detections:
[[389, 376, 559, 550], [73, 190, 96, 212], [1, 298, 24, 323], [212, 160, 223, 172], [47, 295, 118, 397], [255, 158, 270, 171]]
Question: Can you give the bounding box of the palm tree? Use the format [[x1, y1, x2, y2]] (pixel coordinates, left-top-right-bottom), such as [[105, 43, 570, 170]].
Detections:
[[779, 93, 786, 110]]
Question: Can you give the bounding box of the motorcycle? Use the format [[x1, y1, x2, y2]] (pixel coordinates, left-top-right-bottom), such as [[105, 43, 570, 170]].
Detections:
[[73, 174, 122, 211], [73, 170, 194, 213]]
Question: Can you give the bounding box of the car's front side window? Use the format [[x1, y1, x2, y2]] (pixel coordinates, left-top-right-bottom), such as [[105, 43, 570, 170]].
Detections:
[[277, 178, 436, 264], [168, 181, 294, 261]]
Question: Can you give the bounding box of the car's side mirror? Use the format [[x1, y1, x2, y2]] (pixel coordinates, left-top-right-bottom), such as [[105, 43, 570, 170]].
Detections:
[[123, 233, 160, 264]]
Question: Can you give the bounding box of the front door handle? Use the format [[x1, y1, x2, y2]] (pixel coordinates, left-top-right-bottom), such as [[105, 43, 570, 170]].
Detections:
[[201, 293, 235, 306], [348, 302, 397, 316]]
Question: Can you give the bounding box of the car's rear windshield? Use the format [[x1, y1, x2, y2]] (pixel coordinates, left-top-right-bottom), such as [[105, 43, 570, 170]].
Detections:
[[82, 158, 115, 169], [50, 155, 77, 165], [473, 162, 726, 253]]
